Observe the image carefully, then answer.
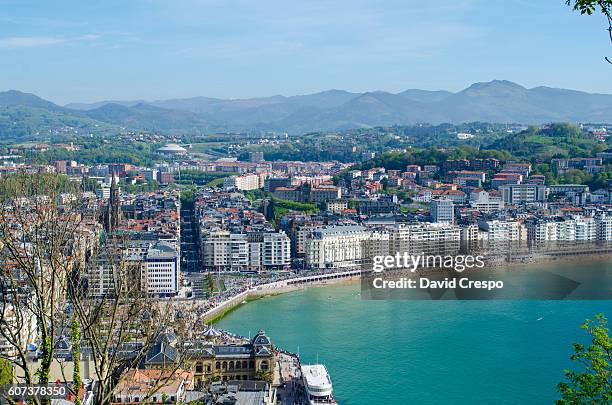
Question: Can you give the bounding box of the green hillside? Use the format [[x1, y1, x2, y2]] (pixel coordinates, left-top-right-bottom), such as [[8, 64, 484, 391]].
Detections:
[[0, 105, 119, 139]]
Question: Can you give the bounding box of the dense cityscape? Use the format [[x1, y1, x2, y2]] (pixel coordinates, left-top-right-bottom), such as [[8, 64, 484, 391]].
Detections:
[[0, 119, 611, 403], [2, 0, 612, 403]]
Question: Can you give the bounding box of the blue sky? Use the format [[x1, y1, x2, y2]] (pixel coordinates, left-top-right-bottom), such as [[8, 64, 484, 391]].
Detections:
[[0, 0, 610, 104]]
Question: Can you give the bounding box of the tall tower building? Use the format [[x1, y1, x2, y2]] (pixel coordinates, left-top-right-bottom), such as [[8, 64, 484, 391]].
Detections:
[[430, 198, 454, 224], [104, 175, 121, 232]]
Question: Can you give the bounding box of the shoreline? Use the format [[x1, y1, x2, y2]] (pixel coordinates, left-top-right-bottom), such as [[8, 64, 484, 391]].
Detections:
[[202, 272, 361, 323], [203, 252, 612, 323]]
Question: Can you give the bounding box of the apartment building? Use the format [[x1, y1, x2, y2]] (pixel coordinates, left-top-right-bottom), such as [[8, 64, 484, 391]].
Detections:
[[202, 230, 291, 272], [525, 216, 597, 242], [430, 199, 454, 223], [469, 190, 504, 213], [305, 225, 371, 270], [387, 223, 461, 256], [477, 220, 525, 242], [499, 184, 547, 204]]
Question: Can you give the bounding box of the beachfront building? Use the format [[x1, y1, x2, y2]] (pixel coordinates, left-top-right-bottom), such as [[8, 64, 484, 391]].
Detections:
[[202, 231, 249, 272], [525, 216, 597, 242], [183, 330, 276, 386], [202, 230, 291, 272], [596, 214, 612, 241], [477, 220, 525, 242], [387, 223, 461, 256], [305, 225, 371, 270]]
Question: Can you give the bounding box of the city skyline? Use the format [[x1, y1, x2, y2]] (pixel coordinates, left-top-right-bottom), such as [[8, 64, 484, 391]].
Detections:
[[1, 0, 612, 104]]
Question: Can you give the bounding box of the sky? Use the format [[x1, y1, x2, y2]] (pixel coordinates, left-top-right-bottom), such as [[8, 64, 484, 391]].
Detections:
[[0, 0, 611, 104]]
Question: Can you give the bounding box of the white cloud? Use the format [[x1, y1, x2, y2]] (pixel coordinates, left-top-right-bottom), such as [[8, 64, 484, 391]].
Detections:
[[78, 34, 102, 41], [0, 34, 102, 49], [0, 36, 65, 48]]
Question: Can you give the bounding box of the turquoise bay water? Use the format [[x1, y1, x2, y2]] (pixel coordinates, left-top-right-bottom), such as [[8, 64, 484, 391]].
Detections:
[[217, 262, 612, 405]]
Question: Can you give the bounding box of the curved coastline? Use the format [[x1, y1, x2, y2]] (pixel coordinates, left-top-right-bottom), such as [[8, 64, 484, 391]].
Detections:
[[202, 252, 612, 324], [202, 270, 361, 323]]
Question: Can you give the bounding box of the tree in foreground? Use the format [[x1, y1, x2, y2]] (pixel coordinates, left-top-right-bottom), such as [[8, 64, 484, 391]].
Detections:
[[566, 0, 612, 63], [557, 314, 612, 404], [0, 173, 189, 404]]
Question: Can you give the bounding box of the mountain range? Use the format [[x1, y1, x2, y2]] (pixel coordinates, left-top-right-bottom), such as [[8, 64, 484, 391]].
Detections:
[[2, 80, 612, 136]]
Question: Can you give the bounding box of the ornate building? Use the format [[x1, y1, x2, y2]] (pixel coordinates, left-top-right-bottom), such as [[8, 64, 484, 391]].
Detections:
[[144, 330, 276, 388]]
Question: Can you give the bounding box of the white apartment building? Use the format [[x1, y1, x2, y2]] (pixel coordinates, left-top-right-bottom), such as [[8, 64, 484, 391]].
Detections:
[[306, 225, 371, 270], [202, 231, 250, 271], [0, 302, 37, 359], [202, 230, 291, 272], [499, 184, 547, 204], [89, 240, 180, 297], [224, 173, 262, 191], [142, 241, 180, 297], [430, 198, 454, 223], [326, 200, 348, 213], [262, 232, 291, 270], [388, 223, 461, 255], [596, 215, 612, 241], [526, 217, 597, 242], [96, 186, 111, 199], [477, 220, 525, 242], [469, 190, 504, 213]]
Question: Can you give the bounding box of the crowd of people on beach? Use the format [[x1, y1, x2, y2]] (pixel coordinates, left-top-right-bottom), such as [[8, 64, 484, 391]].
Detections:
[[185, 269, 358, 320]]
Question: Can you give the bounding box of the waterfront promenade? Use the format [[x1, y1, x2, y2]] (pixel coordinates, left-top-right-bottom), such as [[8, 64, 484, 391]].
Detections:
[[200, 269, 361, 322]]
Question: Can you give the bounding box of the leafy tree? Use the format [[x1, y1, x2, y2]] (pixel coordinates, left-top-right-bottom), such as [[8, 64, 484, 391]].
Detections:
[[557, 314, 612, 404], [255, 370, 273, 384], [566, 0, 612, 63]]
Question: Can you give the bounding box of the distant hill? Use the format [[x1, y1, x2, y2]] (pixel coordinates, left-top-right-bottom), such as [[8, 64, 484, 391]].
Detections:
[[83, 102, 215, 132], [0, 90, 67, 112], [1, 80, 612, 136], [0, 105, 118, 139], [487, 122, 601, 160]]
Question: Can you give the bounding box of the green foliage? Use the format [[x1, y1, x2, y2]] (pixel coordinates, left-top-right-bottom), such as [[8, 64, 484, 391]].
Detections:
[[36, 335, 53, 384], [121, 180, 160, 194], [271, 196, 317, 213], [557, 314, 612, 404], [0, 105, 119, 139], [255, 370, 273, 384], [488, 123, 601, 161], [0, 172, 79, 200], [203, 176, 229, 188], [174, 170, 231, 185], [0, 358, 12, 384], [243, 189, 268, 201], [33, 139, 156, 166], [357, 146, 507, 172], [566, 0, 612, 16]]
